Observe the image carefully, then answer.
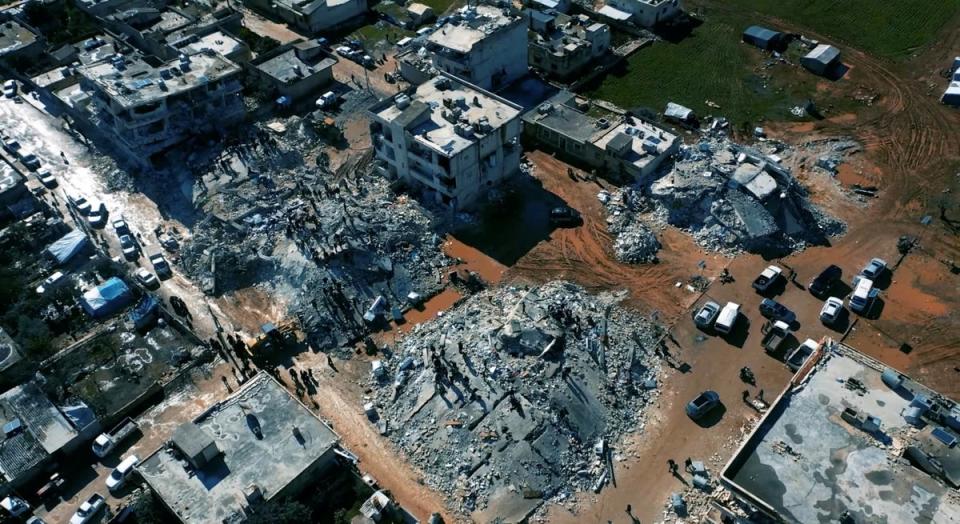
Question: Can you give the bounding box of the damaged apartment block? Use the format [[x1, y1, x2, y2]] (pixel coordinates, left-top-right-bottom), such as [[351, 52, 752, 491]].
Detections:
[[73, 50, 244, 166], [527, 11, 611, 80], [368, 73, 522, 211]]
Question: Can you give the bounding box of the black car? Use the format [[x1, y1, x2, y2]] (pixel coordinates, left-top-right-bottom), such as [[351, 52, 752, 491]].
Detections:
[[549, 206, 581, 227], [809, 264, 842, 297]]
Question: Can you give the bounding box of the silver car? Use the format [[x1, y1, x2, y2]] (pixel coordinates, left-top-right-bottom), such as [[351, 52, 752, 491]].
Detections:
[[693, 301, 721, 328]]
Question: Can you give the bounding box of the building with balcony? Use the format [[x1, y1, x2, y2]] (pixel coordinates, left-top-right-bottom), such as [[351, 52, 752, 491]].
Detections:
[[368, 73, 523, 211], [244, 0, 367, 34], [425, 5, 527, 91], [527, 11, 610, 80], [76, 50, 244, 164], [522, 91, 679, 182]]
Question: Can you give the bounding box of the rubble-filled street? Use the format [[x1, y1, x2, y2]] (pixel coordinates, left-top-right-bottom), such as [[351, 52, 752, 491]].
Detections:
[[372, 281, 662, 520]]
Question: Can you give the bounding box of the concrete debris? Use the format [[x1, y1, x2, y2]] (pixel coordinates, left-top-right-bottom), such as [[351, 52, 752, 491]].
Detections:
[[370, 281, 663, 517], [603, 130, 846, 256], [603, 189, 660, 263], [178, 118, 451, 349]]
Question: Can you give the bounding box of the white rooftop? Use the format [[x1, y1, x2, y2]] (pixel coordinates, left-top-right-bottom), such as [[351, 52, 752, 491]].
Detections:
[[428, 5, 517, 53], [593, 120, 679, 171], [374, 75, 521, 157]]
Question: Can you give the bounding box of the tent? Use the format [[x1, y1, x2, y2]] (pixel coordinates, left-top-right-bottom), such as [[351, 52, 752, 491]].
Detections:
[[664, 102, 695, 123], [81, 277, 133, 318], [742, 25, 783, 50], [45, 229, 88, 265]]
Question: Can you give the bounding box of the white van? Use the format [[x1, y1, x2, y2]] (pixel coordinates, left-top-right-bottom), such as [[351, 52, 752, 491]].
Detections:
[[848, 277, 875, 313], [396, 36, 413, 51], [714, 302, 740, 334]]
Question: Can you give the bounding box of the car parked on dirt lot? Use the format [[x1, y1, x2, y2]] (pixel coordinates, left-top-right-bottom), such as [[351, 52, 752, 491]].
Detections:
[[693, 301, 720, 329], [714, 302, 740, 334], [860, 258, 887, 280], [752, 265, 783, 293], [686, 391, 720, 420], [70, 494, 105, 524], [809, 264, 842, 297], [759, 298, 796, 324], [135, 268, 158, 288], [820, 297, 844, 325], [149, 253, 171, 278], [87, 202, 107, 227], [549, 206, 581, 227], [3, 80, 17, 98], [106, 455, 139, 492]]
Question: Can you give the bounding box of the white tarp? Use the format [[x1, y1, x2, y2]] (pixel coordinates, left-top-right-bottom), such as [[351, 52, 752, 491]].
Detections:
[[665, 102, 695, 122], [45, 229, 88, 265]]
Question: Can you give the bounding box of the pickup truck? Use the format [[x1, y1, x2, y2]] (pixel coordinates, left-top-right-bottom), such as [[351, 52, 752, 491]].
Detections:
[[787, 339, 819, 371], [92, 418, 138, 458], [752, 265, 783, 293], [761, 320, 791, 353]]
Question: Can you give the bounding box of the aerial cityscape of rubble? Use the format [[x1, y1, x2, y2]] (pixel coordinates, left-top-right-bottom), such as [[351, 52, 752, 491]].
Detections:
[[0, 0, 958, 523]]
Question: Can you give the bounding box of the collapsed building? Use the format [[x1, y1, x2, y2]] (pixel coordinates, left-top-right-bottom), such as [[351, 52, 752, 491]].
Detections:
[[415, 5, 528, 91], [603, 132, 845, 256], [371, 281, 663, 520], [368, 73, 523, 211], [67, 50, 244, 166], [178, 121, 451, 349], [526, 11, 611, 80], [522, 91, 680, 183]]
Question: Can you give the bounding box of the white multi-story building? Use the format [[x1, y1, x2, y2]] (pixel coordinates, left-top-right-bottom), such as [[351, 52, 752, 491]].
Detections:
[[528, 11, 610, 80], [77, 51, 244, 164], [426, 5, 527, 91], [244, 0, 367, 34], [604, 0, 681, 28], [368, 74, 523, 210]]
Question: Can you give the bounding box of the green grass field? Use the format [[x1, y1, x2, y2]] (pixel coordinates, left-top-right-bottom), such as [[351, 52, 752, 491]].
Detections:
[[585, 18, 829, 129], [697, 0, 960, 59]]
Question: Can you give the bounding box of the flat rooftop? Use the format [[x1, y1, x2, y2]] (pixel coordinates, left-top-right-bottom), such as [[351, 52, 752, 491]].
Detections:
[[723, 344, 960, 524], [80, 51, 241, 109], [0, 19, 38, 57], [273, 0, 357, 16], [0, 161, 23, 195], [373, 75, 521, 156], [173, 31, 246, 59], [592, 120, 679, 169], [0, 379, 79, 455], [255, 47, 337, 84], [139, 373, 339, 524], [428, 5, 517, 53]]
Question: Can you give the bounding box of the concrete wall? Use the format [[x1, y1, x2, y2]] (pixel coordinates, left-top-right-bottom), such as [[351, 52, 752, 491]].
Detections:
[[606, 0, 681, 27]]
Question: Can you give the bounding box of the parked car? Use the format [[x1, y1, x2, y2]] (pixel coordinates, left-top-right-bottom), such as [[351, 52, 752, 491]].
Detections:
[[693, 301, 720, 329], [119, 234, 138, 260], [549, 206, 581, 227], [35, 168, 56, 188], [68, 194, 91, 215], [759, 298, 795, 324], [714, 302, 740, 334], [752, 265, 783, 293], [1, 136, 20, 154], [761, 320, 791, 353], [860, 258, 887, 280], [1, 496, 29, 517], [36, 271, 65, 294], [848, 277, 877, 314], [3, 80, 17, 98], [809, 264, 842, 297], [112, 218, 130, 236], [26, 516, 47, 524], [686, 390, 720, 420], [87, 202, 107, 227], [70, 494, 105, 524], [135, 268, 158, 288], [92, 418, 138, 458], [106, 455, 140, 492], [316, 91, 338, 109], [19, 151, 40, 171], [787, 339, 819, 371], [335, 46, 355, 58], [149, 253, 172, 278], [820, 297, 844, 325]]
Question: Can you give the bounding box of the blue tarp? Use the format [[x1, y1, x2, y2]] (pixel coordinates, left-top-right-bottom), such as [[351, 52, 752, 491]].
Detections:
[[129, 295, 160, 329], [46, 229, 88, 265], [81, 277, 133, 318]]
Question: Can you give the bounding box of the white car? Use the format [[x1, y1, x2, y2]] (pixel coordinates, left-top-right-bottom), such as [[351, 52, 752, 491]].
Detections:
[[316, 91, 337, 109], [35, 168, 57, 188], [1, 495, 29, 517], [106, 454, 139, 492], [36, 271, 65, 294], [820, 297, 844, 325], [335, 46, 354, 57], [70, 494, 105, 524], [714, 302, 741, 334], [87, 202, 107, 227], [68, 194, 92, 215], [135, 268, 158, 288], [3, 80, 16, 98], [1, 136, 20, 153]]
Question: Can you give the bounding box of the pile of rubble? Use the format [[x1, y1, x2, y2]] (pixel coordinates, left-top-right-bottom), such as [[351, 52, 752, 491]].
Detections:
[[603, 132, 845, 256], [179, 117, 451, 349], [369, 281, 663, 517], [600, 189, 660, 264]]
